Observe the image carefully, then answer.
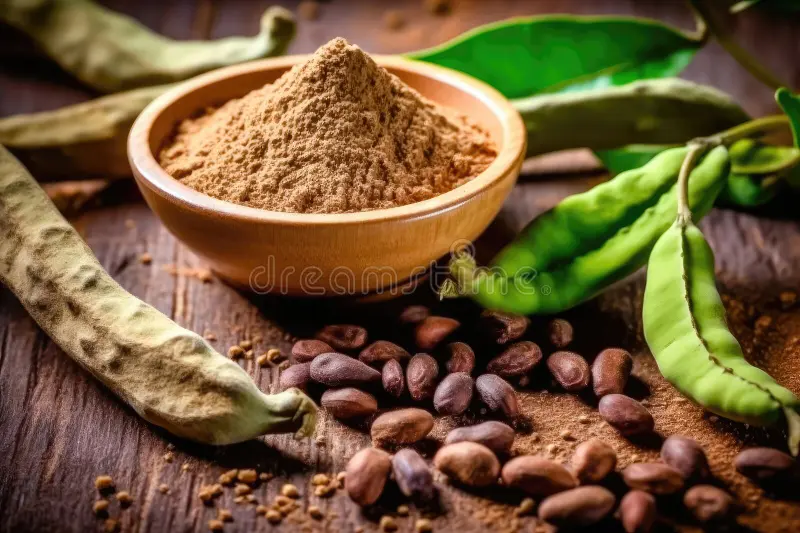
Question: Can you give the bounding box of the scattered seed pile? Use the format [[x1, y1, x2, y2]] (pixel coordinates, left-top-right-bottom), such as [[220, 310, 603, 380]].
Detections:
[[159, 38, 496, 214]]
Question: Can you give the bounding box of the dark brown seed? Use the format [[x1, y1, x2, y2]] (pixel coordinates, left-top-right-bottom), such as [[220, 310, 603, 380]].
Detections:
[[414, 316, 459, 350], [399, 305, 430, 325], [501, 456, 578, 497], [358, 340, 410, 366], [734, 447, 795, 480], [406, 353, 439, 401], [345, 448, 391, 506], [487, 341, 543, 377], [547, 351, 590, 391], [291, 339, 333, 362], [570, 438, 617, 484], [537, 486, 615, 528], [445, 342, 475, 374], [320, 388, 378, 419], [433, 442, 499, 487], [309, 353, 381, 387], [660, 435, 709, 480], [371, 408, 434, 447], [433, 373, 473, 415], [381, 359, 405, 398], [598, 394, 654, 436], [684, 485, 734, 523], [547, 318, 573, 349], [622, 463, 684, 494], [475, 374, 519, 418], [392, 449, 436, 502], [591, 348, 632, 397], [619, 490, 656, 533], [316, 324, 368, 351], [279, 363, 311, 391], [444, 421, 515, 455], [481, 309, 530, 344]]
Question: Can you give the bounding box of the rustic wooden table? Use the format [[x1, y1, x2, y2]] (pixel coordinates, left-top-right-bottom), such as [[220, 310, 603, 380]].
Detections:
[[2, 1, 800, 532]]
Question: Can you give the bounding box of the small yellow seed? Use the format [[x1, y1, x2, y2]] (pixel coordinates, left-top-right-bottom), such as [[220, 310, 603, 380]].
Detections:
[[266, 509, 282, 524], [139, 252, 152, 265], [256, 505, 269, 516], [308, 505, 324, 520], [380, 515, 398, 532], [275, 495, 293, 507], [158, 484, 169, 494], [95, 475, 114, 491], [259, 472, 273, 482], [163, 451, 174, 463], [116, 491, 132, 508], [266, 348, 282, 362], [415, 518, 433, 533], [240, 340, 253, 350], [314, 484, 335, 497], [336, 472, 346, 487], [256, 353, 270, 366], [208, 519, 224, 532], [93, 500, 109, 516], [228, 346, 244, 359], [515, 497, 535, 517], [217, 509, 233, 522], [104, 519, 119, 533], [281, 484, 300, 498], [397, 504, 409, 516], [311, 473, 330, 486], [237, 469, 258, 484], [234, 484, 252, 496]]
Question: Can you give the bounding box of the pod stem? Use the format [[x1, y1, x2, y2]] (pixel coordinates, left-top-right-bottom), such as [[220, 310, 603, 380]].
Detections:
[[784, 407, 800, 456], [709, 115, 790, 147], [676, 143, 709, 224]]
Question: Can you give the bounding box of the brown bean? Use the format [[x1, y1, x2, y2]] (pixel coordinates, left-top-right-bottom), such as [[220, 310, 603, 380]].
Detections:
[[486, 341, 543, 377], [291, 339, 333, 362], [481, 309, 530, 344], [433, 373, 473, 415], [433, 442, 499, 487], [660, 435, 709, 480], [310, 353, 381, 387], [279, 363, 311, 391], [345, 448, 391, 506], [619, 490, 656, 533], [316, 324, 368, 351], [501, 456, 578, 497], [414, 316, 459, 350], [399, 305, 430, 325], [358, 340, 410, 366], [547, 318, 573, 349], [547, 351, 590, 391], [320, 388, 378, 419], [371, 408, 434, 447], [570, 438, 617, 484], [734, 447, 795, 480], [684, 485, 734, 523], [381, 359, 405, 398], [622, 463, 684, 494], [445, 421, 515, 455], [591, 348, 632, 397], [406, 353, 439, 401], [392, 448, 436, 502], [598, 394, 654, 436], [537, 486, 615, 528], [445, 342, 475, 374], [475, 374, 519, 418]]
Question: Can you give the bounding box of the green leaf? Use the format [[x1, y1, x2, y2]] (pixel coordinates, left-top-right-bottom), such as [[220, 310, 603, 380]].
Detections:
[[777, 88, 800, 148], [408, 15, 705, 100]]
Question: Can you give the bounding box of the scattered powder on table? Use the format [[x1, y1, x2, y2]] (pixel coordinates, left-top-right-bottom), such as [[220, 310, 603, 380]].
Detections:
[[158, 38, 496, 214]]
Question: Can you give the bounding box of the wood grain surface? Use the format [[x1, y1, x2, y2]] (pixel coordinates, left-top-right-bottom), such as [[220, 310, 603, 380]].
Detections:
[[2, 1, 800, 532]]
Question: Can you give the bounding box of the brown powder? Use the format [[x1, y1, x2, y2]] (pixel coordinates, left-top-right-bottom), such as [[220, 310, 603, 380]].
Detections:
[[158, 38, 496, 214]]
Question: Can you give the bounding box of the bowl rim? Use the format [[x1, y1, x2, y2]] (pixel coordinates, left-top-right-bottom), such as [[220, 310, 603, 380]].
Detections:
[[128, 54, 526, 226]]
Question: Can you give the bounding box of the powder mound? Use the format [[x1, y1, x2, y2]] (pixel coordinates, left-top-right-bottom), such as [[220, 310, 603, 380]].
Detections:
[[159, 37, 497, 214]]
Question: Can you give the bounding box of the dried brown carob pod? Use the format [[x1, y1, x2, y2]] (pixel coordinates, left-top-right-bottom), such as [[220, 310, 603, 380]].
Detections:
[[414, 316, 459, 350], [591, 348, 633, 397], [433, 442, 500, 487], [292, 339, 333, 362], [445, 342, 475, 374], [501, 456, 578, 497], [660, 436, 710, 480], [382, 359, 405, 398], [570, 438, 617, 484], [598, 394, 654, 436], [392, 449, 436, 502], [619, 490, 656, 533], [480, 309, 530, 344], [309, 353, 381, 387], [345, 448, 391, 506], [433, 373, 473, 415], [733, 447, 796, 481], [683, 485, 735, 523], [279, 363, 312, 391], [371, 409, 434, 447], [316, 324, 368, 351], [547, 351, 590, 391], [359, 340, 410, 366], [487, 341, 542, 377], [399, 305, 430, 325], [537, 486, 615, 528], [547, 318, 574, 349], [475, 374, 520, 418], [320, 388, 378, 419], [407, 353, 439, 401], [444, 421, 515, 455], [622, 463, 684, 494]]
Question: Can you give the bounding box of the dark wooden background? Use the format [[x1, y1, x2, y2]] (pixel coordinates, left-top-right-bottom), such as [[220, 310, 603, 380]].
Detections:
[[2, 1, 800, 532]]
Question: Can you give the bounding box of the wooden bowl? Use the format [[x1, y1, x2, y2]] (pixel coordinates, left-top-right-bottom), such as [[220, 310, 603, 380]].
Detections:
[[128, 55, 526, 296]]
